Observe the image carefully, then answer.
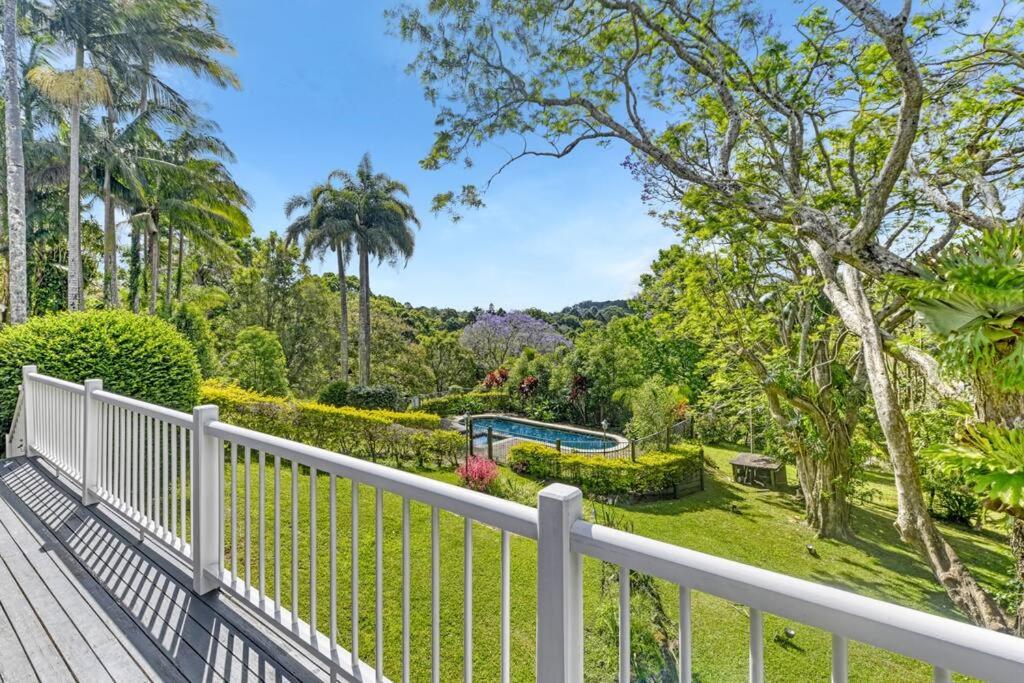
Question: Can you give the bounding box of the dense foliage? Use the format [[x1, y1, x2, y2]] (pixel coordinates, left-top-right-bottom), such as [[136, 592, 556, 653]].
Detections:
[[508, 441, 703, 499], [0, 311, 200, 432]]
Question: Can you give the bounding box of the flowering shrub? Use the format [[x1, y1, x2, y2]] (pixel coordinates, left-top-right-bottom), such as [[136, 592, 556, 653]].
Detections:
[[483, 367, 509, 389], [457, 456, 500, 492], [519, 375, 539, 398]]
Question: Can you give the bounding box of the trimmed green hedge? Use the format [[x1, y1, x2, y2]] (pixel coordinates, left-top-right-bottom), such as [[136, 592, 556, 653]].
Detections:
[[201, 381, 451, 465], [508, 442, 703, 498], [418, 390, 511, 416], [0, 311, 200, 434]]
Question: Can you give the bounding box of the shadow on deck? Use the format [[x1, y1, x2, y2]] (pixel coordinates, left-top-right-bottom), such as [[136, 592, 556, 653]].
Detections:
[[0, 456, 330, 682]]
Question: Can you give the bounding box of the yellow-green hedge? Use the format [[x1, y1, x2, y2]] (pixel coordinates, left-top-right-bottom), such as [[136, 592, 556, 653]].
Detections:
[[418, 390, 511, 416], [508, 442, 703, 498], [201, 380, 444, 463]]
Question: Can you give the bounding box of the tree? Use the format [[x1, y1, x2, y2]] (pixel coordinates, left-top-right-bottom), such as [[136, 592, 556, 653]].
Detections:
[[644, 236, 867, 539], [226, 326, 289, 397], [3, 0, 27, 323], [285, 179, 356, 382], [459, 310, 568, 369], [393, 0, 1011, 628], [328, 154, 420, 385], [421, 330, 476, 392]]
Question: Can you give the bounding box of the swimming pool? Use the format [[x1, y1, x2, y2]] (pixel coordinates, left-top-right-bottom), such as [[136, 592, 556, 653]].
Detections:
[[466, 415, 622, 451]]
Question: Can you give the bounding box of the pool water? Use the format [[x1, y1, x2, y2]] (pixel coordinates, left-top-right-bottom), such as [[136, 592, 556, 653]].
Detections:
[[469, 416, 618, 451]]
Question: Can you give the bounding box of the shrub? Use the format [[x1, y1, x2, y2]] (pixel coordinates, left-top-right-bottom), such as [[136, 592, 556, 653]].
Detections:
[[172, 304, 218, 378], [318, 380, 350, 407], [200, 380, 443, 464], [419, 390, 511, 416], [0, 310, 200, 433], [342, 384, 403, 411], [226, 326, 290, 396], [508, 442, 703, 498], [457, 456, 500, 492]]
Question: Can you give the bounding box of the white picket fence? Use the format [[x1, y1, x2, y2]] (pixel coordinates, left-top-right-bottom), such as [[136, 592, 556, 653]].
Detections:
[[6, 365, 1024, 682]]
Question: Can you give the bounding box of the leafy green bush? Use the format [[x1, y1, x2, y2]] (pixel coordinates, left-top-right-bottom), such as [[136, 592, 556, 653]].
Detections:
[[318, 380, 350, 407], [0, 310, 200, 433], [172, 304, 218, 378], [343, 384, 403, 411], [419, 390, 511, 416], [201, 381, 444, 464], [508, 442, 702, 498], [226, 326, 290, 396]]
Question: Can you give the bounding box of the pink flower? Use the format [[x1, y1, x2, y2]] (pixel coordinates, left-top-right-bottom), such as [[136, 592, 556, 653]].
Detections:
[[457, 456, 499, 492]]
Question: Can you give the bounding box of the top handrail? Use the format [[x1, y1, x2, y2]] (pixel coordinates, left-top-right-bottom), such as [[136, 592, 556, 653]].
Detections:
[[570, 520, 1024, 683], [206, 419, 539, 539], [27, 372, 85, 395], [93, 389, 194, 429]]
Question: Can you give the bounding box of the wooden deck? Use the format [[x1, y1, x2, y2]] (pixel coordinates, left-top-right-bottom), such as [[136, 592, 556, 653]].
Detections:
[[0, 456, 331, 682]]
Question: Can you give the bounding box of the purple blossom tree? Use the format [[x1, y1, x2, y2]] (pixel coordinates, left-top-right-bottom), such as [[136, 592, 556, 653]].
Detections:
[[459, 311, 568, 368]]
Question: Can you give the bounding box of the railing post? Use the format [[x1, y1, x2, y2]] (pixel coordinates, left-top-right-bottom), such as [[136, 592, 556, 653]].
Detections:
[[536, 483, 583, 683], [21, 365, 36, 454], [191, 404, 220, 595], [487, 427, 494, 460], [81, 379, 102, 505]]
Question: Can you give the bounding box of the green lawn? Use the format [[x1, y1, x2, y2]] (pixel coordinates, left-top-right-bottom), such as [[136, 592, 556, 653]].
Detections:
[[222, 445, 1013, 682]]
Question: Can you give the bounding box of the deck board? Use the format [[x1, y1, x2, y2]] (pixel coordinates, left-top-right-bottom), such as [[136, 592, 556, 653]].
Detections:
[[0, 457, 330, 683]]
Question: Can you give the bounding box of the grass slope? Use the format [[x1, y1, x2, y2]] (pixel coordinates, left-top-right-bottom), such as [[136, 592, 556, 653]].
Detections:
[[222, 445, 1012, 682]]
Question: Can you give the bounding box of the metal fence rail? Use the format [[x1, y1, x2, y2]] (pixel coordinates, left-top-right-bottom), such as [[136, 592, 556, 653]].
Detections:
[[6, 366, 1024, 683]]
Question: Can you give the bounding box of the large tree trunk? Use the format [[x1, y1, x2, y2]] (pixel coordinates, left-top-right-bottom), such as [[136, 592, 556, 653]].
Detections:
[[147, 214, 159, 315], [357, 241, 371, 385], [102, 164, 118, 308], [766, 391, 855, 539], [838, 266, 1011, 631], [3, 0, 27, 324], [337, 244, 350, 382], [66, 41, 84, 311]]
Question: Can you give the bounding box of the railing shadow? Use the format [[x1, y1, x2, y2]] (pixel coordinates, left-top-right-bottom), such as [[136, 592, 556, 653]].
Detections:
[[0, 457, 325, 683]]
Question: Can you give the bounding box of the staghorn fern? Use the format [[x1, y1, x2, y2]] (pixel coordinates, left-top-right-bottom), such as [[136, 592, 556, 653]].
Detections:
[[925, 422, 1024, 518], [896, 227, 1024, 391]]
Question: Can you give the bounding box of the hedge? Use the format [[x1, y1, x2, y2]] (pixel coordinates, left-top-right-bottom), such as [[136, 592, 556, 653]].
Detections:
[[418, 390, 511, 416], [0, 311, 200, 435], [200, 381, 454, 465], [508, 442, 703, 498]]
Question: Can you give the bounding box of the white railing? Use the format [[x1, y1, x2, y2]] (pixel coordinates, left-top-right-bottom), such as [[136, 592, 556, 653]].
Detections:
[[6, 366, 1024, 683]]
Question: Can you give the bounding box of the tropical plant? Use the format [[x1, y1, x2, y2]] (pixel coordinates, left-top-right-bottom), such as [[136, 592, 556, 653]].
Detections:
[[284, 178, 356, 381], [327, 154, 420, 385]]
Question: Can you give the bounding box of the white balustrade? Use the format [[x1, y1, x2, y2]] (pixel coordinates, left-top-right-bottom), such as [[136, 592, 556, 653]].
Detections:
[[5, 366, 1023, 683]]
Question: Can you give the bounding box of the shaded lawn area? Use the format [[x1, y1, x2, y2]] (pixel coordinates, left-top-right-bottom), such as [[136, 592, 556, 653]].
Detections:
[[222, 444, 1013, 682]]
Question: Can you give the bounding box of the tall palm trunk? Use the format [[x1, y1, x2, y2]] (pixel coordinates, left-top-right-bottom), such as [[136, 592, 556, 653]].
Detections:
[[102, 164, 118, 307], [66, 41, 85, 311], [164, 227, 173, 311], [129, 223, 141, 313], [357, 240, 371, 385], [3, 0, 28, 323], [174, 232, 184, 300], [147, 213, 159, 314], [337, 244, 350, 382]]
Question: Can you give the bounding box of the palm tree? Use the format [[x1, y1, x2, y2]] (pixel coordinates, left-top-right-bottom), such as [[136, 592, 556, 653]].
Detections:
[[27, 0, 239, 311], [129, 129, 251, 314], [284, 182, 356, 381], [3, 0, 28, 323], [328, 154, 419, 385]]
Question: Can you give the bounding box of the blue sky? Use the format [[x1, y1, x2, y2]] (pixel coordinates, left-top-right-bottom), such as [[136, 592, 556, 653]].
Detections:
[[182, 1, 675, 312]]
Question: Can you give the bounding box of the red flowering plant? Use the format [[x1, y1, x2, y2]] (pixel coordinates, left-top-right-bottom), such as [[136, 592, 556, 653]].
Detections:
[[457, 456, 500, 492], [518, 375, 539, 399], [483, 367, 509, 389]]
